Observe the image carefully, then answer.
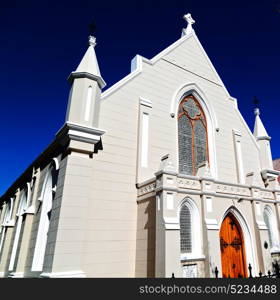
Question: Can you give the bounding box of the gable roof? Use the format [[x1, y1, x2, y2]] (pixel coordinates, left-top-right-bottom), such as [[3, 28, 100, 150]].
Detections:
[[101, 30, 231, 100]]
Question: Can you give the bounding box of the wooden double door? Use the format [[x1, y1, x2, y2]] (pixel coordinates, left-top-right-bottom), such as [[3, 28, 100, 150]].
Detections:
[[219, 213, 247, 278]]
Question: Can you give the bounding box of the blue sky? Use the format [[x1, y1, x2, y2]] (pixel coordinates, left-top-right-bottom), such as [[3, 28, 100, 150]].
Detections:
[[0, 0, 279, 195]]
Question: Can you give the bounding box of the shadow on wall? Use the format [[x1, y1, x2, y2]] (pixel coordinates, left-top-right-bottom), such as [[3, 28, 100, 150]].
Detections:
[[135, 196, 155, 278]]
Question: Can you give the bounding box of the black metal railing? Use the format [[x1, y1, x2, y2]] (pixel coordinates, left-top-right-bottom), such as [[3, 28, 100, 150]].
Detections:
[[171, 261, 280, 278], [214, 261, 280, 278]]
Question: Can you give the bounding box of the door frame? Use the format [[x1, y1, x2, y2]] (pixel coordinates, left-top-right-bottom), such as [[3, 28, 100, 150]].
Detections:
[[220, 212, 247, 277], [219, 207, 257, 277]]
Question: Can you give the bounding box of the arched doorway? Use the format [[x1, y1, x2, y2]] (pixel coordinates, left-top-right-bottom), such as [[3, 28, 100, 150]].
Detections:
[[219, 213, 247, 278]]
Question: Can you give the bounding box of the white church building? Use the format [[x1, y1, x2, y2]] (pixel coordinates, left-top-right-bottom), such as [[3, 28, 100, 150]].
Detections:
[[0, 14, 280, 278]]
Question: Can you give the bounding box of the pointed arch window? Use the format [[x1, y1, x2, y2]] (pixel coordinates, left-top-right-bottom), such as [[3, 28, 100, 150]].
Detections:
[[8, 189, 28, 271], [179, 198, 202, 260], [178, 95, 209, 175], [32, 164, 58, 272], [180, 204, 192, 253], [0, 199, 13, 261]]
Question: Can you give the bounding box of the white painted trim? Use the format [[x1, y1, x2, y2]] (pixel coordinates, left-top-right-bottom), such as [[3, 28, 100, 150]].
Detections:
[[141, 112, 149, 168], [9, 197, 14, 221], [56, 122, 106, 145], [0, 227, 7, 256], [11, 190, 28, 275], [235, 108, 260, 150], [163, 217, 180, 229], [166, 193, 174, 210], [205, 196, 213, 213], [205, 218, 219, 230], [101, 55, 143, 99], [233, 130, 245, 184], [101, 31, 219, 100], [84, 86, 93, 122], [3, 220, 15, 227], [32, 169, 53, 272], [172, 84, 218, 179], [52, 157, 60, 171], [24, 205, 35, 215], [39, 270, 86, 278], [150, 33, 193, 64], [256, 220, 267, 230], [8, 215, 23, 271], [139, 97, 152, 108], [100, 30, 237, 107], [26, 182, 32, 207], [219, 206, 257, 277]]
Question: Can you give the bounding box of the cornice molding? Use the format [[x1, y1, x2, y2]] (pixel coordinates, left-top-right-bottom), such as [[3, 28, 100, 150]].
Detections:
[[68, 71, 106, 89], [56, 122, 105, 146]]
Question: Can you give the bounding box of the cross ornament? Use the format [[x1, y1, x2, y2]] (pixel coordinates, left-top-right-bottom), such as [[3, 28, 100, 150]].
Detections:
[[88, 35, 97, 47], [183, 13, 195, 35]]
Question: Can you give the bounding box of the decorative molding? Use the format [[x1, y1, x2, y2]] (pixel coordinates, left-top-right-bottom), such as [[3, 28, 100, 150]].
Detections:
[[68, 71, 106, 89], [258, 190, 274, 200], [163, 217, 180, 230], [136, 177, 156, 188], [3, 219, 15, 227], [56, 122, 105, 146], [137, 174, 279, 203], [138, 182, 156, 196], [177, 178, 200, 190], [24, 205, 35, 215], [215, 183, 250, 197], [139, 97, 152, 108], [257, 136, 271, 141], [256, 220, 267, 230], [205, 218, 219, 230]]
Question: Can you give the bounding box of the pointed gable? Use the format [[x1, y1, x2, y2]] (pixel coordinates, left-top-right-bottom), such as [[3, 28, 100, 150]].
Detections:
[[161, 33, 221, 85]]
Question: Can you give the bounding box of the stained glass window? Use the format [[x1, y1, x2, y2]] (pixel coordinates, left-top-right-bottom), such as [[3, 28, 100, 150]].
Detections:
[[180, 205, 192, 253], [178, 95, 208, 175]]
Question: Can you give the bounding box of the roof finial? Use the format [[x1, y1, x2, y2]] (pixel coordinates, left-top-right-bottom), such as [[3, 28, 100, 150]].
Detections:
[[88, 35, 97, 47], [253, 96, 260, 116], [182, 13, 195, 36]]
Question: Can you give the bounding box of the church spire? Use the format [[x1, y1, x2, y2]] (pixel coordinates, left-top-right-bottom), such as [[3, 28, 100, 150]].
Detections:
[[69, 35, 106, 89], [65, 35, 106, 128], [253, 105, 273, 173], [253, 108, 270, 140]]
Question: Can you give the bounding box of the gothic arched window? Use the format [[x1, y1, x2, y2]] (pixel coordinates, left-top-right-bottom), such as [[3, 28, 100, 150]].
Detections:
[[178, 95, 208, 175], [32, 164, 58, 272], [180, 204, 192, 253]]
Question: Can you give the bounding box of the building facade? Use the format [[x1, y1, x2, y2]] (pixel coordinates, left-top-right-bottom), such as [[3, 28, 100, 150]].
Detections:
[[1, 14, 280, 278]]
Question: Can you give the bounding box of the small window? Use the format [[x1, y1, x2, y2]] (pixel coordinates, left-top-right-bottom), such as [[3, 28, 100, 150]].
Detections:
[[180, 204, 192, 253]]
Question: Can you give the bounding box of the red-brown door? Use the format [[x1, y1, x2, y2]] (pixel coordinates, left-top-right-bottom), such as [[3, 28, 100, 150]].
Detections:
[[219, 213, 247, 278]]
